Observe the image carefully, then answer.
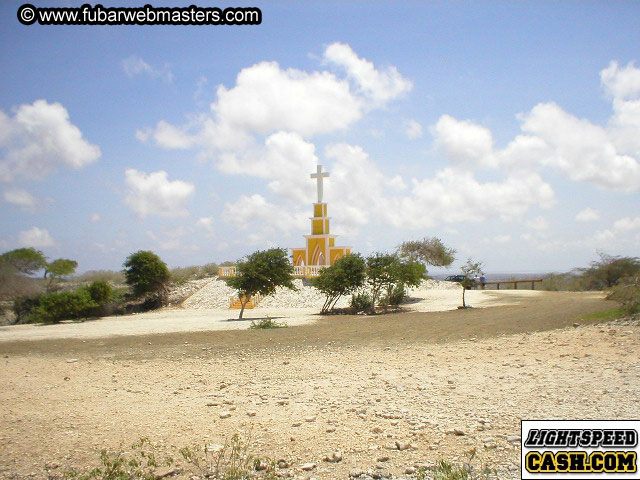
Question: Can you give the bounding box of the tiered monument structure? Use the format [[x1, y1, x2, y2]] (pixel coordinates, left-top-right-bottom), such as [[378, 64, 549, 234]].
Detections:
[[219, 164, 351, 279], [290, 165, 351, 277]]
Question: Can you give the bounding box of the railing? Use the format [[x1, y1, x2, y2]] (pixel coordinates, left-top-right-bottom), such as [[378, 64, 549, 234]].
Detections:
[[218, 266, 237, 278], [220, 264, 327, 278], [293, 265, 327, 278], [483, 279, 543, 290]]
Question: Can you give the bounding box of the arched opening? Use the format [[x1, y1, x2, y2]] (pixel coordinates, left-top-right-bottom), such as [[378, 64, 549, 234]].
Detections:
[[312, 245, 326, 266]]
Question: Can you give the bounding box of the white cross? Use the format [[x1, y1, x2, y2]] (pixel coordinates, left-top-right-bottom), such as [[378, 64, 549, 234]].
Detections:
[[310, 164, 329, 203]]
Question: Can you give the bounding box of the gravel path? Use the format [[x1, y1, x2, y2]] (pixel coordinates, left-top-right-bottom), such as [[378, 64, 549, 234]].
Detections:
[[1, 315, 637, 480]]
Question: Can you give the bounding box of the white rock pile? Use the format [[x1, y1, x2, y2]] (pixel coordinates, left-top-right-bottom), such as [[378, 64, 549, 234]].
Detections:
[[178, 277, 458, 310]]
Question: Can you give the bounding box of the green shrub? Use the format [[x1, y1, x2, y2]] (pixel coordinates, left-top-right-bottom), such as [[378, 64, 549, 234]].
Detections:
[[123, 251, 170, 297], [12, 295, 43, 324], [312, 254, 366, 314], [33, 289, 97, 323], [249, 317, 287, 329], [606, 276, 640, 315], [350, 292, 374, 313], [381, 284, 406, 307], [88, 281, 112, 304]]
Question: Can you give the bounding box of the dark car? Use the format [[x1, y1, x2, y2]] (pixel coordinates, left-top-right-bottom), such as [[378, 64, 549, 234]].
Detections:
[[444, 274, 467, 282]]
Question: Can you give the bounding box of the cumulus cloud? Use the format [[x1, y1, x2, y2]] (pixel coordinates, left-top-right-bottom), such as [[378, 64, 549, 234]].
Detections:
[[322, 142, 555, 233], [433, 115, 496, 168], [138, 43, 412, 176], [575, 207, 600, 222], [19, 226, 54, 247], [404, 119, 423, 140], [0, 100, 100, 182], [323, 42, 412, 105], [122, 55, 173, 83], [221, 194, 307, 245], [592, 216, 640, 245], [526, 216, 550, 231], [519, 102, 640, 191], [124, 169, 194, 218], [431, 62, 640, 192], [217, 131, 318, 203], [3, 189, 40, 212], [601, 61, 640, 159]]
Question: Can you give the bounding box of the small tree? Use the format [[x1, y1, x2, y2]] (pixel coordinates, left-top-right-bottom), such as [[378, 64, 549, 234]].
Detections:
[[225, 248, 296, 319], [606, 275, 640, 315], [312, 254, 366, 314], [123, 250, 170, 298], [364, 253, 426, 312], [44, 258, 78, 288], [459, 258, 484, 308], [581, 253, 640, 290], [0, 247, 46, 275], [88, 281, 112, 304], [397, 237, 456, 271], [365, 253, 400, 308]]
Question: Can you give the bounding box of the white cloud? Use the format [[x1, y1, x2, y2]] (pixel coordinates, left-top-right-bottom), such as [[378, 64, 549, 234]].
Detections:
[[591, 216, 640, 246], [323, 142, 555, 233], [217, 131, 318, 203], [494, 235, 511, 243], [147, 227, 199, 251], [433, 114, 497, 168], [221, 194, 307, 245], [90, 213, 101, 223], [196, 216, 214, 231], [612, 216, 640, 233], [213, 60, 361, 138], [19, 226, 54, 247], [575, 207, 600, 222], [0, 100, 100, 182], [518, 102, 640, 191], [124, 169, 195, 218], [526, 216, 550, 231], [404, 119, 423, 140], [196, 216, 215, 237], [601, 61, 640, 159], [3, 189, 40, 212], [122, 55, 173, 83], [323, 42, 412, 105], [430, 63, 640, 192], [138, 43, 412, 177], [601, 61, 640, 101]]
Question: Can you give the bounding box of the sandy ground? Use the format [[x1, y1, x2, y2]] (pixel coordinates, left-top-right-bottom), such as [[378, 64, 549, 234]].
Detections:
[[0, 290, 637, 480], [0, 288, 531, 342]]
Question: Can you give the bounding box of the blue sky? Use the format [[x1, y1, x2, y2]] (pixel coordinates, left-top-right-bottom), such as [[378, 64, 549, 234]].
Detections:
[[1, 1, 639, 275]]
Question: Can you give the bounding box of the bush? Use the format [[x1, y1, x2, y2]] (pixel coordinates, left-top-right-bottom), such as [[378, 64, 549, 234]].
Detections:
[[606, 276, 640, 315], [312, 254, 366, 314], [123, 251, 170, 297], [88, 281, 112, 304], [582, 254, 640, 290], [380, 284, 406, 308], [32, 289, 97, 323], [350, 292, 374, 313], [12, 295, 43, 324], [248, 317, 287, 329]]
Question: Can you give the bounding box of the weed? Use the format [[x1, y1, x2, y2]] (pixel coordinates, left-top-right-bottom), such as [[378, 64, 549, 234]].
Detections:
[[417, 450, 497, 480], [248, 317, 287, 329], [59, 438, 172, 480], [181, 433, 277, 480], [581, 307, 625, 321]]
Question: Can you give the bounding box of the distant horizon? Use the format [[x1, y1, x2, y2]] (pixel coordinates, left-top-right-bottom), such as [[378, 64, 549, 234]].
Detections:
[[2, 1, 639, 275]]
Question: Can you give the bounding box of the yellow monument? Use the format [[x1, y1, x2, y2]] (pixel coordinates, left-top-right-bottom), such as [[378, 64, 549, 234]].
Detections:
[[291, 165, 351, 277]]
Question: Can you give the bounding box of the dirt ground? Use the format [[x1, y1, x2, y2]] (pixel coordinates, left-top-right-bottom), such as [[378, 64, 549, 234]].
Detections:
[[0, 291, 638, 480]]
